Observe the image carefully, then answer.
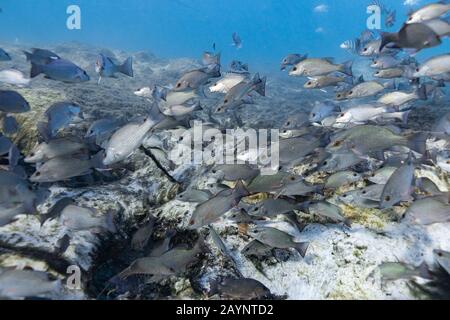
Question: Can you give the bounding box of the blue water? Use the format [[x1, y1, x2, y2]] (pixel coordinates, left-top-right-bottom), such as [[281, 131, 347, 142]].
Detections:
[[0, 0, 448, 71]]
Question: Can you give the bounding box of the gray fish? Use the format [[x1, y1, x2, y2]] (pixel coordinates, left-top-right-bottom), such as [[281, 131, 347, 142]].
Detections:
[[380, 23, 441, 52], [120, 238, 205, 279], [413, 54, 450, 78], [407, 3, 450, 24], [25, 137, 88, 163], [215, 277, 271, 300], [95, 54, 133, 82], [339, 190, 380, 208], [290, 58, 353, 77], [308, 201, 351, 227], [404, 194, 450, 225], [176, 188, 213, 203], [0, 171, 37, 218], [174, 65, 221, 92], [371, 56, 410, 69], [282, 112, 309, 129], [356, 184, 385, 201], [0, 268, 61, 299], [216, 73, 266, 113], [433, 249, 450, 276], [276, 178, 319, 197], [0, 90, 30, 113], [56, 234, 71, 255], [0, 134, 13, 156], [281, 54, 308, 71], [241, 240, 273, 257], [44, 102, 83, 137], [30, 152, 104, 183], [131, 217, 156, 251], [31, 59, 90, 83], [0, 48, 11, 61], [229, 60, 249, 73], [335, 81, 394, 100], [422, 18, 450, 38], [278, 136, 321, 166], [227, 207, 254, 223], [325, 171, 362, 190], [368, 166, 397, 184], [149, 229, 176, 257], [39, 197, 75, 226], [212, 164, 260, 181], [415, 177, 441, 196], [248, 226, 309, 257], [378, 262, 430, 281], [373, 68, 405, 79], [85, 118, 124, 145], [2, 115, 19, 134], [188, 181, 249, 229], [380, 155, 415, 209], [60, 204, 116, 233], [103, 106, 164, 165], [247, 171, 295, 194], [319, 151, 363, 172], [249, 198, 303, 217], [23, 48, 60, 65], [232, 32, 243, 49]]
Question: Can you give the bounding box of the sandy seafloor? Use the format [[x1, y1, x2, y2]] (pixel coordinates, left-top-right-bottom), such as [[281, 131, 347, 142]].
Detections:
[[0, 42, 449, 300]]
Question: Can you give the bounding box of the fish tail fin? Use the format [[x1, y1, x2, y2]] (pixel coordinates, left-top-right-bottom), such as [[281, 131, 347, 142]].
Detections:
[[30, 62, 44, 78], [23, 51, 32, 62], [294, 242, 310, 258], [340, 60, 353, 77], [252, 73, 266, 96], [119, 57, 134, 77], [344, 218, 352, 228], [37, 121, 51, 142], [233, 180, 250, 199], [91, 150, 106, 169], [401, 110, 412, 125], [407, 132, 429, 155], [416, 85, 427, 101], [380, 32, 398, 51], [418, 262, 433, 280], [105, 210, 117, 233], [384, 79, 396, 90]]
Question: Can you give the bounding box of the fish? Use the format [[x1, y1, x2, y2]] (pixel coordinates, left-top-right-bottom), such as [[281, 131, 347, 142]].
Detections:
[[421, 18, 450, 40], [227, 207, 254, 223], [30, 58, 90, 83], [60, 204, 116, 233], [23, 48, 60, 65], [103, 107, 164, 166], [131, 217, 156, 251], [2, 115, 19, 134], [39, 197, 75, 226], [249, 198, 304, 217], [280, 54, 308, 71], [0, 134, 13, 156], [406, 2, 450, 24], [325, 171, 362, 190], [248, 226, 309, 257], [335, 105, 406, 125], [0, 48, 11, 61], [173, 65, 221, 92], [30, 152, 104, 183], [339, 190, 380, 208], [209, 73, 248, 94], [356, 184, 385, 201], [212, 164, 260, 181], [304, 75, 352, 89], [215, 73, 266, 112], [308, 201, 351, 227], [335, 81, 394, 100], [371, 56, 412, 69], [0, 90, 30, 113], [232, 32, 243, 49], [404, 194, 450, 225], [162, 101, 202, 118], [0, 69, 31, 87], [85, 118, 123, 145], [309, 101, 341, 123], [368, 166, 397, 184], [380, 154, 415, 209], [282, 112, 310, 129], [380, 23, 441, 53], [176, 188, 213, 203], [373, 68, 406, 79], [43, 102, 83, 138], [377, 262, 430, 281], [0, 268, 61, 299], [202, 52, 221, 66], [0, 171, 38, 218], [188, 181, 249, 229], [413, 54, 450, 78], [377, 87, 427, 107], [433, 249, 450, 276], [95, 54, 133, 83], [289, 58, 353, 77], [319, 151, 363, 172], [214, 277, 272, 300], [25, 137, 89, 163], [241, 240, 272, 257]]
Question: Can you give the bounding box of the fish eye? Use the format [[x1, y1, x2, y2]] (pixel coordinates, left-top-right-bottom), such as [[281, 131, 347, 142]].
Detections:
[[30, 153, 35, 157], [337, 94, 341, 98], [286, 121, 291, 126], [35, 172, 41, 177], [189, 220, 195, 225], [339, 113, 345, 117], [176, 83, 181, 88], [28, 186, 33, 191], [307, 81, 312, 85], [293, 67, 297, 71], [375, 71, 379, 75], [253, 230, 259, 234], [224, 99, 228, 103], [384, 195, 391, 202], [371, 173, 376, 177], [353, 173, 358, 177], [437, 252, 443, 257], [348, 91, 353, 95], [363, 48, 368, 52], [312, 113, 316, 117], [179, 195, 183, 198], [289, 176, 296, 181], [283, 59, 287, 63], [362, 190, 367, 194], [416, 68, 419, 72], [342, 194, 347, 198], [323, 161, 328, 165]]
